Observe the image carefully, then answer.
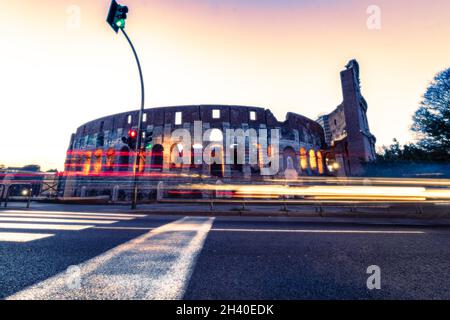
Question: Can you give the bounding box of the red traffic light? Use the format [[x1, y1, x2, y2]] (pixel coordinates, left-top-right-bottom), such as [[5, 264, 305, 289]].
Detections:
[[128, 129, 137, 139]]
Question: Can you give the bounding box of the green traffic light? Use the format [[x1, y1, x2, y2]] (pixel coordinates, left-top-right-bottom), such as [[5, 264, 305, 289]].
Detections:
[[116, 19, 125, 28], [146, 144, 153, 150]]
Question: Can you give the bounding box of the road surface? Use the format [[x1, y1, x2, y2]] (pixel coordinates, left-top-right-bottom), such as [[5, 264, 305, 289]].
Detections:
[[0, 206, 449, 300]]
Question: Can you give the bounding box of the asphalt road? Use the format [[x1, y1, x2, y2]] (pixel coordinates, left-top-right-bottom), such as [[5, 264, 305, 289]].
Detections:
[[0, 206, 449, 300]]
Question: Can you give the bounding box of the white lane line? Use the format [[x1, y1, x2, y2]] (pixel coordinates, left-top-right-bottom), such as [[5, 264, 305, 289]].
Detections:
[[211, 228, 425, 234], [7, 216, 214, 300], [0, 232, 54, 242], [0, 217, 118, 225], [0, 213, 133, 221], [0, 223, 94, 231], [1, 210, 146, 218], [94, 226, 155, 231]]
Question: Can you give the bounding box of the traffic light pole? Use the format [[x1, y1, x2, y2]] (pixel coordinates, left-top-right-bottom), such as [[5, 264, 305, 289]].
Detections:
[[121, 29, 145, 210]]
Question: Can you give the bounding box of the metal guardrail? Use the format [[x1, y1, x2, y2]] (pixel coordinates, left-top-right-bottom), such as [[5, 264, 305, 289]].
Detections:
[[0, 185, 5, 207], [157, 198, 450, 214], [1, 184, 32, 208]]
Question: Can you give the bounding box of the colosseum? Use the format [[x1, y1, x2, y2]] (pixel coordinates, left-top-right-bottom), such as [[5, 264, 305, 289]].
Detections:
[[61, 60, 376, 200]]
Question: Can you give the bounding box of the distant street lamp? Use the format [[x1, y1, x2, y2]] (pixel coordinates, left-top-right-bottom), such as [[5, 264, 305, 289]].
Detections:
[[107, 0, 145, 209]]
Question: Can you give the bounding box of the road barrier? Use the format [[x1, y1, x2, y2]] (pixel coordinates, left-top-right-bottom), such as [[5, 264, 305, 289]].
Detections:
[[2, 184, 33, 209]]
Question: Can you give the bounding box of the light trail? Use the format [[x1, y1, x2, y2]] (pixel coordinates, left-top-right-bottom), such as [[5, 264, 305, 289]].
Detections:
[[177, 183, 450, 202]]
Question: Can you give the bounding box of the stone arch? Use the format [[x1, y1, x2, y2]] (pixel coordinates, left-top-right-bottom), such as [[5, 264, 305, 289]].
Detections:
[[309, 149, 318, 172], [105, 148, 116, 172], [230, 144, 243, 173], [151, 144, 164, 171], [300, 147, 308, 171], [207, 128, 223, 142], [119, 146, 130, 172], [210, 145, 224, 178], [170, 143, 184, 170], [93, 149, 103, 174], [282, 146, 297, 173], [82, 151, 92, 176], [317, 151, 324, 175]]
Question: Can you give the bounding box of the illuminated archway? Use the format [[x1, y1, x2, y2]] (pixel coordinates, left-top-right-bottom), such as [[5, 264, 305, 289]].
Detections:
[[83, 151, 92, 176], [93, 149, 103, 174], [105, 149, 115, 172], [317, 151, 324, 175], [309, 149, 317, 171], [300, 148, 308, 171]]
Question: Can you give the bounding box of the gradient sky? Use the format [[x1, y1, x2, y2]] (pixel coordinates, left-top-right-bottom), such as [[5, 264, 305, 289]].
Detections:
[[1, 0, 449, 171]]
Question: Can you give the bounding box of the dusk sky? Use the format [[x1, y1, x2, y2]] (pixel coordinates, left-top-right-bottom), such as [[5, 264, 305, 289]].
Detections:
[[1, 0, 449, 171]]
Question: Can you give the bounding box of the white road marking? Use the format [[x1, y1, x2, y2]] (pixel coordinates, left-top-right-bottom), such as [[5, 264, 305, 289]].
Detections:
[[0, 232, 54, 242], [211, 228, 425, 234], [0, 210, 145, 242], [93, 226, 155, 231], [0, 213, 135, 220], [7, 216, 214, 300], [1, 210, 146, 218], [0, 217, 118, 224], [0, 223, 94, 231]]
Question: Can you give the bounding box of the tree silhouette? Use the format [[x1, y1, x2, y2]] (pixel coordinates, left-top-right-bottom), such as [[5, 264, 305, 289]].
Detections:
[[412, 68, 450, 158]]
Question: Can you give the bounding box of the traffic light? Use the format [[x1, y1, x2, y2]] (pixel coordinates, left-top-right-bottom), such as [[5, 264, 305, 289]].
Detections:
[[107, 0, 129, 33], [122, 129, 138, 149], [144, 131, 153, 150]]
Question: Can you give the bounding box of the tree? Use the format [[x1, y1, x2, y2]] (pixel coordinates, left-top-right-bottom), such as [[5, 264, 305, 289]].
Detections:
[[412, 68, 450, 159], [377, 139, 432, 162], [21, 165, 41, 172]]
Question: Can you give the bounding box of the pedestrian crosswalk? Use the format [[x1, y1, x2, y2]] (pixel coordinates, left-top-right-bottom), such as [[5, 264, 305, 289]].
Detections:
[[8, 216, 214, 300], [0, 210, 147, 243]]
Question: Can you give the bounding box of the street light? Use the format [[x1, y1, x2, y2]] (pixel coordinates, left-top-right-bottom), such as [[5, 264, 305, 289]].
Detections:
[[107, 0, 145, 210]]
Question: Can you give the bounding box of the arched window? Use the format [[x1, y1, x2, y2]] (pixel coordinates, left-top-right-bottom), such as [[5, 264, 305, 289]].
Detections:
[[317, 151, 324, 175], [93, 149, 103, 174], [119, 147, 130, 172], [191, 144, 202, 168], [309, 149, 317, 171], [230, 145, 243, 172], [73, 152, 82, 173], [83, 151, 92, 176], [300, 148, 308, 170], [208, 129, 223, 142], [151, 144, 164, 171], [283, 147, 296, 172], [210, 146, 224, 178], [138, 149, 146, 173], [170, 144, 184, 169], [105, 149, 115, 172]]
